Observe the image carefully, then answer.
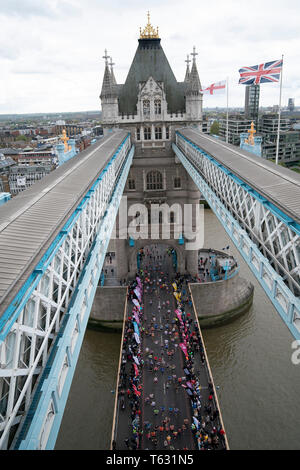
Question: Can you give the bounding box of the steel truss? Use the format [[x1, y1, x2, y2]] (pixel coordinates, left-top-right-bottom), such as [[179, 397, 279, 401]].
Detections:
[[0, 136, 134, 449], [173, 134, 300, 340]]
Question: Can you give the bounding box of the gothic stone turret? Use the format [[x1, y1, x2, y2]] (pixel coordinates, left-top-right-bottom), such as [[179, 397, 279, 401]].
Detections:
[[100, 15, 202, 278], [185, 47, 203, 123], [100, 50, 119, 127], [99, 36, 203, 134]]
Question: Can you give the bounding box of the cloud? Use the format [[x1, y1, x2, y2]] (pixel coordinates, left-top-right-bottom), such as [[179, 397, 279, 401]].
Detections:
[[12, 70, 53, 75], [0, 0, 300, 113], [0, 0, 80, 19], [0, 46, 19, 60]]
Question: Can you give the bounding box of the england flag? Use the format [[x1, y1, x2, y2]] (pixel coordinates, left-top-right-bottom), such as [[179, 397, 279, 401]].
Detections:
[[201, 80, 226, 95]]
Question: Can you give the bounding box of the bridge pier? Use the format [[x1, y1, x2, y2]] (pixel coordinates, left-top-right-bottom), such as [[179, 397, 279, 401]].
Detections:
[[185, 249, 198, 276], [190, 276, 254, 328], [115, 239, 129, 280], [90, 243, 253, 330]]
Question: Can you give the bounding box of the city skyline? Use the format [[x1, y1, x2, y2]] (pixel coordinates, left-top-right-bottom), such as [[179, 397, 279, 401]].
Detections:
[[0, 0, 299, 114]]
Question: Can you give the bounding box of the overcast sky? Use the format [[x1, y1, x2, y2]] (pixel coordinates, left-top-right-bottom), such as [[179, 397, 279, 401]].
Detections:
[[0, 0, 299, 114]]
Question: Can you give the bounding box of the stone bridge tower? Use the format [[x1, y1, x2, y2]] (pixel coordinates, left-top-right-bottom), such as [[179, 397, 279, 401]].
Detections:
[[100, 13, 203, 279]]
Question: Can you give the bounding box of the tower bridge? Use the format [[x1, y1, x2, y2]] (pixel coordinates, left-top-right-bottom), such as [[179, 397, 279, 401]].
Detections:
[[0, 13, 299, 450]]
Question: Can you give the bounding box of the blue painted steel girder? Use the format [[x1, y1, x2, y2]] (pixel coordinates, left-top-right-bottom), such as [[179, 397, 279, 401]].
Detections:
[[172, 141, 300, 341], [8, 144, 134, 450]]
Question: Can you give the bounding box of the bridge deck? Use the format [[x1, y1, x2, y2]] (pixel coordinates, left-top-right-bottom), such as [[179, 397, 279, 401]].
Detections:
[[0, 130, 128, 314], [178, 129, 300, 224], [112, 246, 227, 451]]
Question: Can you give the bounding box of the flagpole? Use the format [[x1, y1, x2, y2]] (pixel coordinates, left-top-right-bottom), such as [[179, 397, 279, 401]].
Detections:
[[275, 55, 284, 165], [226, 77, 229, 143]]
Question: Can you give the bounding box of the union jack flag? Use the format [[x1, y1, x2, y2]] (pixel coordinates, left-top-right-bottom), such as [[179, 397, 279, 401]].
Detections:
[[238, 59, 283, 85]]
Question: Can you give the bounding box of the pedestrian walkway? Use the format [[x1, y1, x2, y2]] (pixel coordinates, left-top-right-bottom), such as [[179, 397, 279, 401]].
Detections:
[[100, 252, 127, 286], [112, 245, 228, 450], [197, 249, 238, 283]]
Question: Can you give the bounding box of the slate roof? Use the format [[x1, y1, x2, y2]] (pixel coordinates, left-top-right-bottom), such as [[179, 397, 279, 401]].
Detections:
[[0, 156, 15, 170], [100, 64, 118, 99], [186, 61, 202, 94], [117, 38, 186, 115], [0, 148, 21, 155]]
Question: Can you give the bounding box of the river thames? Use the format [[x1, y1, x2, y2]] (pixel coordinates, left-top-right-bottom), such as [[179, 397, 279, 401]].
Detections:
[[55, 209, 300, 450]]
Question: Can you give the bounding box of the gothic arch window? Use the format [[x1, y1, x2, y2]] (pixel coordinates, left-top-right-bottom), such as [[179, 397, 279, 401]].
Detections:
[[154, 99, 161, 115], [155, 127, 162, 140], [146, 171, 163, 191], [128, 178, 135, 190], [143, 100, 150, 117], [174, 177, 181, 189], [144, 127, 151, 140]]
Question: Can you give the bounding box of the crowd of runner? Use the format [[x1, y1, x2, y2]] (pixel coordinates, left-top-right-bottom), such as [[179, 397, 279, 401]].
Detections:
[[113, 245, 227, 451], [116, 275, 144, 451]]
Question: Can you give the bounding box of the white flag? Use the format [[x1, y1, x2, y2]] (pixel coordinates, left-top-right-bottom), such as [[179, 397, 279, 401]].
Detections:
[[193, 416, 200, 429], [134, 333, 140, 344], [201, 80, 226, 95], [133, 355, 140, 366], [132, 298, 140, 309]]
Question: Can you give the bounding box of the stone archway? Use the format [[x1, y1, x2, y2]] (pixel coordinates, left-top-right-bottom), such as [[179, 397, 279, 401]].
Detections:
[[128, 239, 186, 278]]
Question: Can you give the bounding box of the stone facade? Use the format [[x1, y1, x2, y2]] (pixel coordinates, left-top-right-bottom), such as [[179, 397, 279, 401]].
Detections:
[[100, 26, 203, 279], [89, 286, 127, 330], [190, 277, 254, 328]]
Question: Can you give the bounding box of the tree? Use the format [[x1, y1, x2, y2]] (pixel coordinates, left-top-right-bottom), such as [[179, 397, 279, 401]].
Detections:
[[210, 121, 220, 136]]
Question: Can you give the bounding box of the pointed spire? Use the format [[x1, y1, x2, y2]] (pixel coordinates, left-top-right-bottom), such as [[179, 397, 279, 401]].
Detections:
[[100, 49, 117, 99], [186, 46, 201, 94], [184, 54, 191, 82], [109, 57, 117, 85], [100, 64, 112, 99]]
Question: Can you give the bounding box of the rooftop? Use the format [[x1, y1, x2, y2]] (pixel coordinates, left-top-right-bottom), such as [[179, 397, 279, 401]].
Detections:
[[117, 38, 186, 115]]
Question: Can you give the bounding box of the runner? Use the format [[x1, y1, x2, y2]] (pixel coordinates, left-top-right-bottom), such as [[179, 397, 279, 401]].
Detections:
[[114, 245, 226, 451]]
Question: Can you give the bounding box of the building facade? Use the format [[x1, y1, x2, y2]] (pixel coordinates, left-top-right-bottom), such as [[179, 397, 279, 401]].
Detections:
[[258, 114, 300, 163], [0, 154, 15, 193], [245, 84, 260, 125], [55, 123, 84, 137], [8, 165, 52, 195], [219, 115, 253, 145], [100, 15, 203, 279], [288, 98, 295, 113]]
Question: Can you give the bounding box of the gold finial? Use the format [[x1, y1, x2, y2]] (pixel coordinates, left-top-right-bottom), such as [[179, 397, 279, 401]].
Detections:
[[140, 11, 160, 39], [61, 128, 69, 153], [245, 121, 256, 146]]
